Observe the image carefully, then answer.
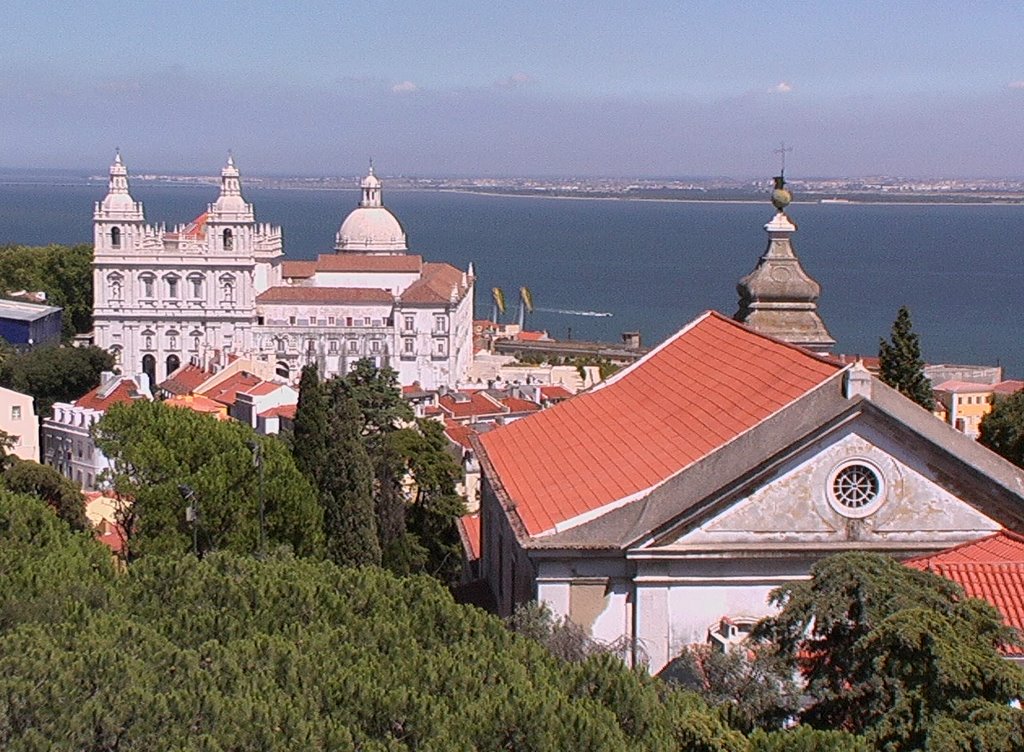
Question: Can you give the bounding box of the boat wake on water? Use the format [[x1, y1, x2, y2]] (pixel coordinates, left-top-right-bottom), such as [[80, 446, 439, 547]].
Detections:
[[535, 307, 613, 318]]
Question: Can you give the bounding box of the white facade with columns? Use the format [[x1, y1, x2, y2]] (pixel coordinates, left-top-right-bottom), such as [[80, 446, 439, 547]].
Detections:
[[92, 155, 474, 390]]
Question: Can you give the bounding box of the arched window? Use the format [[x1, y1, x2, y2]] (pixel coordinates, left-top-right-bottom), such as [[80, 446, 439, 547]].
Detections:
[[110, 226, 121, 248], [166, 354, 181, 376], [141, 354, 156, 387], [223, 228, 233, 250]]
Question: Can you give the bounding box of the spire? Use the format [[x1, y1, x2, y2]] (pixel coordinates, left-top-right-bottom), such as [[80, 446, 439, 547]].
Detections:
[[96, 150, 144, 220], [220, 152, 242, 198], [734, 174, 835, 353], [360, 162, 383, 207], [108, 149, 130, 195], [209, 153, 252, 220]]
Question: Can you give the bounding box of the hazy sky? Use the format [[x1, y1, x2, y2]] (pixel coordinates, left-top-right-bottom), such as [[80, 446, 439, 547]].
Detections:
[[4, 1, 1024, 178]]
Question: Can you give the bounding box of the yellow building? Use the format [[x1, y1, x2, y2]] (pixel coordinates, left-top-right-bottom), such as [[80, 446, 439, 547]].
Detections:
[[933, 379, 1024, 438]]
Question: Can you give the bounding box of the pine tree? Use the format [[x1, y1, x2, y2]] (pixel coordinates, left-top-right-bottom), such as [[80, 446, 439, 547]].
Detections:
[[879, 306, 934, 410], [292, 364, 330, 488], [322, 393, 381, 567]]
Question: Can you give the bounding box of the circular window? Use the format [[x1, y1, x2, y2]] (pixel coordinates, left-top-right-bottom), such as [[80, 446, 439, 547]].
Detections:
[[827, 461, 885, 518]]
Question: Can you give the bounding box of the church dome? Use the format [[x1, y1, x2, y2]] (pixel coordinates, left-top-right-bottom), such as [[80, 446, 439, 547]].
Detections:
[[335, 165, 408, 254]]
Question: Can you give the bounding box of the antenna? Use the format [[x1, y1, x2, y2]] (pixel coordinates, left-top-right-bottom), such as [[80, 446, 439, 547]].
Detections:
[[774, 142, 793, 176]]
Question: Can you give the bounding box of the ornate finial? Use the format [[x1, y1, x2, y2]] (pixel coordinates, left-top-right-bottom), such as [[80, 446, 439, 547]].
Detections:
[[771, 174, 791, 210], [113, 148, 122, 165], [227, 150, 234, 167], [774, 141, 792, 177], [368, 157, 375, 176]]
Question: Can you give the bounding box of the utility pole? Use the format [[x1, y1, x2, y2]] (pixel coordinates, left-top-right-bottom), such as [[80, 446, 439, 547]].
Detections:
[[248, 440, 266, 558], [179, 484, 199, 557]]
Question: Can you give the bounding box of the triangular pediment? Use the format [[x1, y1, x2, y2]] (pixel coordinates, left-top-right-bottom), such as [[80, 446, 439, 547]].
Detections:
[[654, 422, 1001, 551]]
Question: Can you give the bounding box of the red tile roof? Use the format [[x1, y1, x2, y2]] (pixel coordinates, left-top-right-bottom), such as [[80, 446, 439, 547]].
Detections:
[[256, 286, 394, 304], [906, 531, 1024, 654], [401, 262, 467, 304], [282, 254, 423, 278], [933, 380, 994, 393], [540, 385, 573, 401], [259, 404, 296, 420], [479, 311, 843, 536], [159, 363, 213, 396], [75, 378, 144, 411], [201, 371, 264, 407], [439, 391, 506, 420], [444, 419, 476, 450], [165, 394, 229, 420], [242, 381, 282, 397], [95, 518, 126, 555], [516, 330, 548, 341], [500, 397, 541, 414], [994, 380, 1024, 395]]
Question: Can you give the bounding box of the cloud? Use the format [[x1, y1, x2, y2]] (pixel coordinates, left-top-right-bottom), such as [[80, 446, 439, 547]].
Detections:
[[494, 72, 534, 89], [391, 81, 419, 94], [770, 81, 793, 94], [1009, 81, 1024, 89]]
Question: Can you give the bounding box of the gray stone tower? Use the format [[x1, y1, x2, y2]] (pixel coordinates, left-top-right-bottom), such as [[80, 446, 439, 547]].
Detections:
[[734, 175, 835, 353]]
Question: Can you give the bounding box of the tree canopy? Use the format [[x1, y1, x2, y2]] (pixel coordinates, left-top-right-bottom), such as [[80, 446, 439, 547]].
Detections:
[[0, 343, 114, 415], [0, 491, 762, 752], [754, 552, 1024, 750], [2, 458, 88, 531], [979, 388, 1024, 468], [878, 305, 935, 410], [93, 400, 323, 560], [0, 244, 94, 339]]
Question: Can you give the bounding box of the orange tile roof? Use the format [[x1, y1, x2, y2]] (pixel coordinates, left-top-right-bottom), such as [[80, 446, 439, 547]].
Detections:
[[458, 513, 482, 561], [95, 518, 126, 555], [242, 381, 282, 397], [256, 286, 394, 304], [515, 330, 548, 341], [280, 260, 317, 278], [906, 531, 1024, 655], [201, 371, 264, 407], [479, 311, 842, 536], [74, 378, 144, 411], [165, 394, 229, 420]]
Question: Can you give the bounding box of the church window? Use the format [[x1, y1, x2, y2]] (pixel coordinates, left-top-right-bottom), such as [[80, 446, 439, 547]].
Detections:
[[165, 275, 180, 299], [140, 274, 155, 299], [223, 228, 233, 250], [110, 226, 121, 248], [166, 354, 180, 375], [189, 274, 204, 299], [827, 461, 884, 518]]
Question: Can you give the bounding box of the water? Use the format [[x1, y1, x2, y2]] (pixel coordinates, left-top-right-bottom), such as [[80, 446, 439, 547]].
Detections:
[[1, 180, 1021, 375]]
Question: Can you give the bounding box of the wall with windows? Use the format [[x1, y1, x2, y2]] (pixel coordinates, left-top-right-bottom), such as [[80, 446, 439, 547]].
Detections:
[[0, 387, 38, 462]]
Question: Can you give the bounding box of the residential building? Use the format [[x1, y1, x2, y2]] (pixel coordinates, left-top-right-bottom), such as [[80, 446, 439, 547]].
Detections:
[[42, 372, 152, 489], [92, 153, 474, 390], [0, 386, 39, 461]]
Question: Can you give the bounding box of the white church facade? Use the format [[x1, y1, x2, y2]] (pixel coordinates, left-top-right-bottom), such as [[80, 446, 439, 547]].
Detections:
[[92, 154, 474, 390]]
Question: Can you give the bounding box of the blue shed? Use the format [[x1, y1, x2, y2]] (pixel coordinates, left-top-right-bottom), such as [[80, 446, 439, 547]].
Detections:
[[0, 299, 63, 347]]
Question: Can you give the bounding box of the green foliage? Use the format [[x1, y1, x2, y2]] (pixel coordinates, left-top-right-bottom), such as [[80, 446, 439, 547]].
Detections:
[[755, 552, 1024, 749], [0, 501, 749, 751], [336, 357, 413, 436], [2, 458, 88, 531], [660, 643, 800, 733], [747, 726, 869, 752], [878, 305, 935, 409], [0, 344, 114, 415], [979, 388, 1024, 468], [322, 394, 380, 566], [0, 243, 94, 339], [292, 364, 330, 487], [93, 400, 323, 559]]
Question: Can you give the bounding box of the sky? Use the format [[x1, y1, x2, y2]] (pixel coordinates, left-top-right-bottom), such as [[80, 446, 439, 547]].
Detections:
[[3, 1, 1024, 178]]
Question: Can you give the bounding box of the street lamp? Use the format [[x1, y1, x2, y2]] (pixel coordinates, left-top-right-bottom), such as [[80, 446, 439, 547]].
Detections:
[[179, 484, 199, 557], [247, 440, 266, 558]]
